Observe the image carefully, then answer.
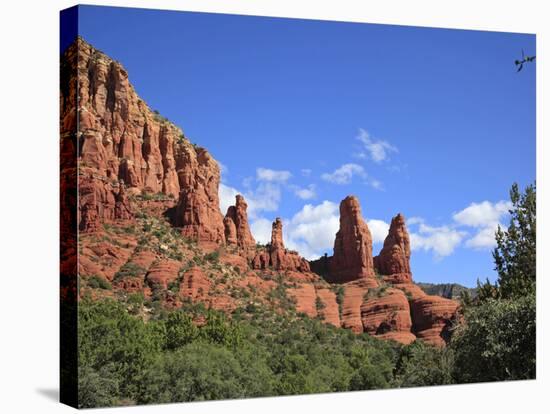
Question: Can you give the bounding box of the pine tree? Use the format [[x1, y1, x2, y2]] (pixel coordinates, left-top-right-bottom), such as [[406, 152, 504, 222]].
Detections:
[[492, 182, 536, 299]]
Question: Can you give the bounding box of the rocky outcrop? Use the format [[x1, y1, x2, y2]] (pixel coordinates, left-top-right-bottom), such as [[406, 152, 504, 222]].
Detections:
[[145, 259, 181, 291], [224, 195, 255, 250], [251, 218, 310, 272], [374, 213, 411, 280], [361, 288, 416, 344], [63, 37, 226, 238], [311, 196, 377, 284], [309, 197, 460, 345], [179, 267, 211, 301], [78, 175, 134, 232], [410, 295, 460, 347]]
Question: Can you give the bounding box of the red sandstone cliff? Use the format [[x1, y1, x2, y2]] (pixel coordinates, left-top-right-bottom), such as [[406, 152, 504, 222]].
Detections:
[[62, 37, 225, 241]]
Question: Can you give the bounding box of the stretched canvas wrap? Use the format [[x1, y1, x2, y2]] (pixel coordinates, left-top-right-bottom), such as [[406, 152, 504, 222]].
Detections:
[[60, 5, 536, 409]]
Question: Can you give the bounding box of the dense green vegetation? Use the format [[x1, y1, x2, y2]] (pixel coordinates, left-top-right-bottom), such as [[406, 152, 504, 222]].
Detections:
[[78, 298, 405, 408], [449, 182, 536, 382]]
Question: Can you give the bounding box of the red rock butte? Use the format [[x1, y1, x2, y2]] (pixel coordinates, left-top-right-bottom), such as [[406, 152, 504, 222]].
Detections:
[[63, 37, 459, 348]]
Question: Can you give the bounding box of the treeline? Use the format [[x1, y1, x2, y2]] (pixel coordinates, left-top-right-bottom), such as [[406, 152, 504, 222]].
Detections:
[[78, 297, 454, 408], [451, 182, 536, 382], [77, 183, 536, 407]]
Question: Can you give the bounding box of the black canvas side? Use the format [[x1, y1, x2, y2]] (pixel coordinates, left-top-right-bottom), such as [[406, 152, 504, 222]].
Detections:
[[60, 5, 79, 408]]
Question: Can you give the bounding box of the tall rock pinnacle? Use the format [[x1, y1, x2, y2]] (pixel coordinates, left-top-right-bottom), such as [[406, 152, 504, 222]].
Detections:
[[374, 213, 412, 280], [329, 196, 376, 282]]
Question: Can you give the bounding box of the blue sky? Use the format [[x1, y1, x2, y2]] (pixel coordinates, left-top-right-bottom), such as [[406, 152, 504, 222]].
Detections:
[[75, 5, 536, 287]]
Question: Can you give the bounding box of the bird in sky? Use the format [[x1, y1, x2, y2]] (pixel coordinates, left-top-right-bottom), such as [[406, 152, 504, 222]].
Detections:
[[515, 49, 536, 72]]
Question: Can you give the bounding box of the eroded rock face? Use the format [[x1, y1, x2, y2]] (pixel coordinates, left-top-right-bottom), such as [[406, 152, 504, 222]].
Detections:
[[251, 218, 310, 272], [312, 196, 376, 283], [361, 288, 415, 344], [64, 38, 225, 238], [179, 267, 211, 301], [145, 259, 181, 291], [224, 195, 255, 250], [374, 213, 411, 277], [410, 295, 460, 347], [78, 175, 134, 232]]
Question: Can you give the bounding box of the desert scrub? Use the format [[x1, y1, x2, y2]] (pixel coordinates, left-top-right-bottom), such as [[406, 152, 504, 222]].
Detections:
[[114, 262, 147, 281], [87, 274, 112, 290]]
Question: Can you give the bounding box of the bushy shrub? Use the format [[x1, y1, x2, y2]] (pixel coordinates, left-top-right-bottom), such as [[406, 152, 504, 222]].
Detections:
[[450, 293, 536, 383], [393, 341, 454, 387], [87, 275, 112, 290]]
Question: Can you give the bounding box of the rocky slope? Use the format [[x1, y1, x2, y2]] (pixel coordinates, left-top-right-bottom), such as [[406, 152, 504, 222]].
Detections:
[[64, 37, 459, 347]]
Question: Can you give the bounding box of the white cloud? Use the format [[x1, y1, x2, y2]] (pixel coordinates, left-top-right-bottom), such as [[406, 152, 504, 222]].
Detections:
[[321, 163, 367, 185], [453, 200, 511, 250], [453, 200, 511, 228], [250, 218, 272, 245], [465, 225, 501, 249], [321, 163, 382, 189], [357, 128, 398, 163], [292, 184, 316, 200], [247, 182, 281, 217], [256, 167, 292, 183], [284, 201, 340, 259], [409, 223, 466, 259], [301, 168, 312, 177], [367, 219, 390, 244], [218, 182, 280, 219], [219, 183, 240, 215], [368, 178, 383, 191], [407, 216, 425, 226]]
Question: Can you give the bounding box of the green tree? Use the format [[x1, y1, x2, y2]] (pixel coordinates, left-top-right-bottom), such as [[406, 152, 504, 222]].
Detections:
[[450, 294, 535, 382], [393, 341, 454, 387], [164, 311, 199, 350], [493, 182, 536, 299]]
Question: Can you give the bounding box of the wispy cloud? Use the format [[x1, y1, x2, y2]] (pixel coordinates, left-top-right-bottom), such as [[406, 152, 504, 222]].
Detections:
[[321, 163, 367, 185], [321, 163, 382, 190], [256, 167, 292, 183], [291, 184, 317, 200], [356, 128, 398, 163]]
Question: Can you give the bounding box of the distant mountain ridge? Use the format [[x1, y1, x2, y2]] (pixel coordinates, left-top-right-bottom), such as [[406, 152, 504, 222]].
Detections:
[[417, 282, 477, 299]]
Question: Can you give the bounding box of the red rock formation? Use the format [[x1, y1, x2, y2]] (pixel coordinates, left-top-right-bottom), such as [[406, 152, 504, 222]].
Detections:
[[223, 216, 237, 245], [179, 267, 211, 301], [224, 195, 256, 250], [62, 38, 226, 238], [271, 218, 284, 249], [145, 259, 181, 290], [374, 213, 411, 278], [361, 288, 416, 344], [251, 218, 310, 272], [340, 279, 374, 333], [410, 295, 460, 347], [287, 283, 317, 318], [311, 196, 377, 283], [315, 287, 341, 327]]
